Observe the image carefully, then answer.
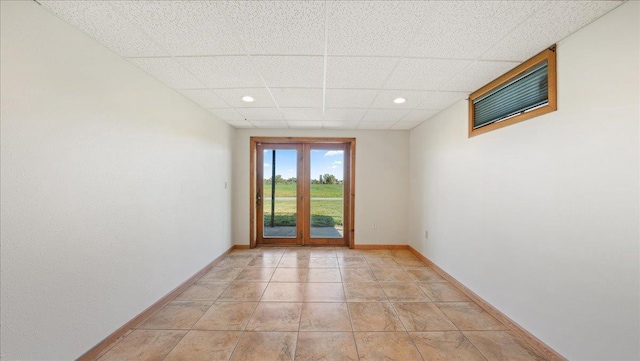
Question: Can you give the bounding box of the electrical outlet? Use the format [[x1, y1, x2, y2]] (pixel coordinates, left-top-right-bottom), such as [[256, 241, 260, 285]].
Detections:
[[424, 230, 429, 239], [224, 181, 228, 189], [372, 223, 377, 230]]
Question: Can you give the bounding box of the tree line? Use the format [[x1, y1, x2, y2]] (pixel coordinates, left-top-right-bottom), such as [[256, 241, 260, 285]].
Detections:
[[265, 174, 342, 184]]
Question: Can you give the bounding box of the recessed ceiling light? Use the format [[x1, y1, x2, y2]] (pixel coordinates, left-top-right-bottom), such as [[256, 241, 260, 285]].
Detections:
[[393, 97, 406, 104], [242, 96, 255, 103]]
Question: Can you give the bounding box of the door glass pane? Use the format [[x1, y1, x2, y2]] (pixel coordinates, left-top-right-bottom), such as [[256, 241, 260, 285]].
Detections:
[[310, 149, 344, 238], [263, 149, 297, 238]]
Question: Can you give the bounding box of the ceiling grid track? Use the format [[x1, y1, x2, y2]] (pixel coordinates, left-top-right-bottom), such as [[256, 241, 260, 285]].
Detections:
[[35, 0, 626, 130]]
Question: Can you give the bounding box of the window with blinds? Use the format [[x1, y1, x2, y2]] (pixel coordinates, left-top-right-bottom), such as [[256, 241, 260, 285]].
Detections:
[[469, 46, 557, 137]]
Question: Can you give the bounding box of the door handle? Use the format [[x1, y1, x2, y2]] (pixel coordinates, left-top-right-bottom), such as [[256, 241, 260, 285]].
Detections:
[[256, 191, 262, 205]]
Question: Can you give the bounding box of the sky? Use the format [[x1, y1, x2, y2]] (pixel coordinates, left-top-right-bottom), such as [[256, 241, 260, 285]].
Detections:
[[263, 149, 344, 181]]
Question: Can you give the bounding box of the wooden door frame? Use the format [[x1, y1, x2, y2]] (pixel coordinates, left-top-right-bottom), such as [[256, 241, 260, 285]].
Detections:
[[250, 137, 356, 248]]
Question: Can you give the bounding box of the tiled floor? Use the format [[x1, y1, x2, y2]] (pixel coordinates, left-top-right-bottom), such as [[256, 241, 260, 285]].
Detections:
[[95, 247, 548, 361]]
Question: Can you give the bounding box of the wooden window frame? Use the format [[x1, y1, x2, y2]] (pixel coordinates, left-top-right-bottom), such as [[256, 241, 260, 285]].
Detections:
[[249, 137, 356, 249], [468, 46, 557, 137]]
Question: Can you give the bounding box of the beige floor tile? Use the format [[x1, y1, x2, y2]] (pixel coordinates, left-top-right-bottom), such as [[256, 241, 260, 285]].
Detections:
[[405, 267, 446, 282], [389, 250, 416, 258], [395, 257, 428, 268], [295, 332, 359, 361], [138, 301, 211, 330], [340, 268, 377, 282], [410, 331, 487, 361], [437, 302, 507, 331], [304, 282, 345, 302], [278, 257, 310, 268], [348, 302, 404, 331], [229, 331, 297, 361], [393, 302, 457, 331], [271, 268, 308, 282], [335, 249, 363, 257], [417, 282, 471, 302], [380, 282, 430, 302], [247, 257, 281, 267], [234, 267, 275, 282], [309, 257, 339, 268], [175, 282, 229, 301], [360, 249, 393, 258], [98, 330, 186, 361], [367, 257, 400, 269], [343, 282, 388, 302], [261, 282, 306, 302], [354, 332, 423, 361], [300, 303, 351, 331], [164, 330, 242, 361], [246, 302, 303, 331], [217, 257, 252, 268], [307, 268, 341, 282], [218, 282, 268, 301], [258, 249, 286, 257], [337, 256, 369, 268], [463, 331, 548, 361], [310, 248, 337, 257], [192, 302, 257, 330], [283, 249, 311, 258], [372, 268, 412, 282], [199, 267, 243, 282]]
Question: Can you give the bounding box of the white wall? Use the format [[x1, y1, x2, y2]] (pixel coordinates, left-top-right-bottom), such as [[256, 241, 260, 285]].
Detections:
[[409, 2, 639, 360], [233, 129, 410, 246], [0, 2, 234, 360]]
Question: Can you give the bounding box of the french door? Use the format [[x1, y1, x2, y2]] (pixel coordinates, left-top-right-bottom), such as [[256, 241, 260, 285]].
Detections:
[[252, 138, 354, 247]]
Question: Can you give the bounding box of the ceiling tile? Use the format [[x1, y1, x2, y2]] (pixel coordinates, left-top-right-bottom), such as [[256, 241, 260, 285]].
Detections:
[[357, 122, 396, 130], [225, 120, 255, 128], [281, 108, 324, 121], [249, 121, 289, 129], [323, 121, 359, 129], [384, 58, 472, 90], [270, 88, 323, 108], [323, 108, 367, 122], [110, 1, 243, 56], [213, 88, 276, 108], [415, 92, 468, 110], [400, 109, 440, 123], [443, 61, 519, 93], [128, 58, 203, 89], [236, 108, 284, 121], [252, 56, 324, 88], [40, 1, 165, 57], [206, 108, 246, 122], [179, 89, 228, 108], [391, 121, 423, 130], [370, 90, 433, 109], [326, 57, 398, 89], [179, 56, 263, 88], [361, 109, 410, 123], [327, 1, 431, 56], [325, 89, 378, 108], [288, 120, 323, 129], [483, 1, 623, 61], [406, 1, 543, 59], [222, 1, 325, 55]]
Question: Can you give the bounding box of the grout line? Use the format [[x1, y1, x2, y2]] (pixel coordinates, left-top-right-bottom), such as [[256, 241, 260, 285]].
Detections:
[[321, 0, 329, 124], [104, 3, 236, 115], [216, 8, 283, 128]]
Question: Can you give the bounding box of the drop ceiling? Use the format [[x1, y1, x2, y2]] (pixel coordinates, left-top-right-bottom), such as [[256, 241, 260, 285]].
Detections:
[[38, 0, 623, 130]]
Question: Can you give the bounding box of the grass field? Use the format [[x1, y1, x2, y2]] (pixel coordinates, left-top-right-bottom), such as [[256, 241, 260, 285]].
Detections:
[[263, 183, 343, 198], [263, 199, 343, 227]]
